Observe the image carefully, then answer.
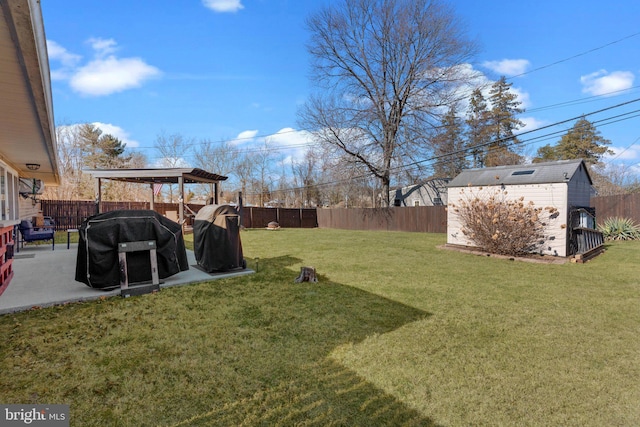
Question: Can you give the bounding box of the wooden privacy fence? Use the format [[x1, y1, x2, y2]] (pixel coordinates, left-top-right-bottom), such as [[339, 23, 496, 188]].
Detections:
[[41, 200, 209, 230], [39, 194, 640, 233], [240, 207, 318, 228], [41, 200, 318, 231], [316, 206, 447, 233], [591, 193, 640, 224]]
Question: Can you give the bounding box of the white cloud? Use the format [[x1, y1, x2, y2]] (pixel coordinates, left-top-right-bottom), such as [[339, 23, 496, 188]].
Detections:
[[607, 144, 640, 161], [92, 122, 141, 148], [265, 128, 314, 164], [511, 86, 531, 109], [237, 130, 259, 140], [47, 40, 81, 67], [87, 37, 118, 58], [229, 129, 259, 145], [518, 116, 546, 133], [70, 56, 160, 96], [450, 64, 531, 110], [48, 39, 160, 96], [580, 70, 635, 96], [56, 122, 140, 149], [202, 0, 244, 13], [482, 59, 530, 77], [47, 40, 82, 80]]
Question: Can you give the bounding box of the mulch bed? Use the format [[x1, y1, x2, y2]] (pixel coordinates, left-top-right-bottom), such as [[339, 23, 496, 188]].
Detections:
[[439, 244, 569, 264]]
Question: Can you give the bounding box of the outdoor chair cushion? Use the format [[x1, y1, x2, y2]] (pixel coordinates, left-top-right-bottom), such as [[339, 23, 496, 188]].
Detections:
[[19, 220, 54, 242]]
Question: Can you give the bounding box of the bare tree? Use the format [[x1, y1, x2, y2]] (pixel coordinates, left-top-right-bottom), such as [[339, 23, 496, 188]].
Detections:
[[193, 139, 238, 200], [43, 124, 91, 200], [292, 146, 323, 207], [253, 140, 280, 207], [154, 131, 192, 202], [299, 0, 477, 205]]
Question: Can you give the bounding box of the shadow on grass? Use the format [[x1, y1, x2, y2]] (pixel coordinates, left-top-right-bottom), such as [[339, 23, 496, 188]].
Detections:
[[0, 254, 438, 426], [168, 255, 438, 426]]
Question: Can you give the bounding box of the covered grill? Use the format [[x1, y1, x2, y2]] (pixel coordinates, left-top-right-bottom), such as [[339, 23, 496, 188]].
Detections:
[[75, 210, 189, 289], [193, 204, 245, 272]]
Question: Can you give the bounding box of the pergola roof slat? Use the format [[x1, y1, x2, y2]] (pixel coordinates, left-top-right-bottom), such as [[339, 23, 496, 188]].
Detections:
[[85, 168, 228, 184]]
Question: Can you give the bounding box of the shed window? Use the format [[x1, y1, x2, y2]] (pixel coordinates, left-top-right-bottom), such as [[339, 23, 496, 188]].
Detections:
[[511, 170, 534, 176]]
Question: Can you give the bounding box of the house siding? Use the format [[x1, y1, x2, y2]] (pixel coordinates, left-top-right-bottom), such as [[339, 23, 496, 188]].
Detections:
[[447, 183, 569, 257]]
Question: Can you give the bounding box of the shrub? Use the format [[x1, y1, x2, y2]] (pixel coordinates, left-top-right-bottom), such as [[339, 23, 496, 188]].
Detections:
[[597, 217, 640, 241], [451, 189, 558, 256]]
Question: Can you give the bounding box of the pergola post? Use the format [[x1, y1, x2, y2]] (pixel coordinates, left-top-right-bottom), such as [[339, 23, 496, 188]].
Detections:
[[149, 183, 155, 211], [178, 176, 184, 225], [94, 178, 102, 214]]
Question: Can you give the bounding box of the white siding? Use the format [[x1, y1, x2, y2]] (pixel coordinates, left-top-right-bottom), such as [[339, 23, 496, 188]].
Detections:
[[18, 198, 41, 222], [447, 183, 569, 257]]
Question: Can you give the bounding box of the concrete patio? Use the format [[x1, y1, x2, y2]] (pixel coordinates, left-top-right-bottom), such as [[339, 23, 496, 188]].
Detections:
[[0, 243, 254, 315]]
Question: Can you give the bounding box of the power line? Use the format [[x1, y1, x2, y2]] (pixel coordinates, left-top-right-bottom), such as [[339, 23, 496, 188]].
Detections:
[[240, 100, 640, 197], [508, 31, 640, 79]]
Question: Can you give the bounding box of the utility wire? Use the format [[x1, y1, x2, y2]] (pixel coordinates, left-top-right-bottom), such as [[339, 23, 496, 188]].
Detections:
[[508, 31, 640, 79], [240, 102, 640, 196]]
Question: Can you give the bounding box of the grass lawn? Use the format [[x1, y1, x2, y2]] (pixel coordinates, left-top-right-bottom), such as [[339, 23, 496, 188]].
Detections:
[[1, 229, 639, 426]]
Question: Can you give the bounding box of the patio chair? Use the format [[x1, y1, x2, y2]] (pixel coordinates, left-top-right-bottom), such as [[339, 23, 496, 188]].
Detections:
[[18, 219, 55, 250]]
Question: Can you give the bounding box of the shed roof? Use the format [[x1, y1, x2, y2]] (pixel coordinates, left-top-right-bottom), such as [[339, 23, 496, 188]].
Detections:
[[448, 159, 591, 187], [85, 168, 228, 184]]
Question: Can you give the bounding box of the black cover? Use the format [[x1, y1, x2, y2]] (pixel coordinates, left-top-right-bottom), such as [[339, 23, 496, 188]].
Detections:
[[193, 204, 244, 272], [75, 210, 189, 289]]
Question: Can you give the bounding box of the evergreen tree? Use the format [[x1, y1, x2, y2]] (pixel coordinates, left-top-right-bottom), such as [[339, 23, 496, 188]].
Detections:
[[485, 76, 525, 166], [533, 117, 613, 165], [80, 123, 130, 168], [465, 88, 491, 168], [432, 104, 467, 178]]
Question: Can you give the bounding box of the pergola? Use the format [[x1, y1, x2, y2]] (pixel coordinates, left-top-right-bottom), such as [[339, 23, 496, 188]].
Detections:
[[86, 168, 228, 225]]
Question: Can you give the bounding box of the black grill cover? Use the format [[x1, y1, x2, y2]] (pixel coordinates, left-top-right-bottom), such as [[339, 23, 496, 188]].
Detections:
[[193, 204, 244, 272], [75, 210, 189, 289]]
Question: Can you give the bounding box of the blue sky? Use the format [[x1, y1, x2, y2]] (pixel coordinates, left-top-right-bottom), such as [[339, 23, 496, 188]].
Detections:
[[42, 0, 640, 175]]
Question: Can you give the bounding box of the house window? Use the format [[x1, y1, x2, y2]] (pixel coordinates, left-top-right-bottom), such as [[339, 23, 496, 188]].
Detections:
[[7, 172, 14, 220], [0, 163, 20, 222], [414, 200, 420, 207]]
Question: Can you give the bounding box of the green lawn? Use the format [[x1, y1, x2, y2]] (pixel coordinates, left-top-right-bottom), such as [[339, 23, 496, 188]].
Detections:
[[2, 229, 639, 426]]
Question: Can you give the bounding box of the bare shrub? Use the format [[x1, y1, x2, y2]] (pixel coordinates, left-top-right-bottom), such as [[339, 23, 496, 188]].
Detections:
[[451, 188, 558, 256]]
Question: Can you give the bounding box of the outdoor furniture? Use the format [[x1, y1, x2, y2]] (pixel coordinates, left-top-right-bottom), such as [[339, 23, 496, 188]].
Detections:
[[66, 228, 79, 249], [76, 210, 188, 289], [193, 204, 245, 272], [18, 219, 55, 250], [118, 240, 160, 297]]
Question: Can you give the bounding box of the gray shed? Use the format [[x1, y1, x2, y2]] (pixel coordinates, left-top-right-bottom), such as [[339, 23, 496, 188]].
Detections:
[[447, 159, 601, 257]]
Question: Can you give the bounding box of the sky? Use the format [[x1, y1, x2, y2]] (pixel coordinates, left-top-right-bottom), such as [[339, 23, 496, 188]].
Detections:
[[42, 0, 640, 178]]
